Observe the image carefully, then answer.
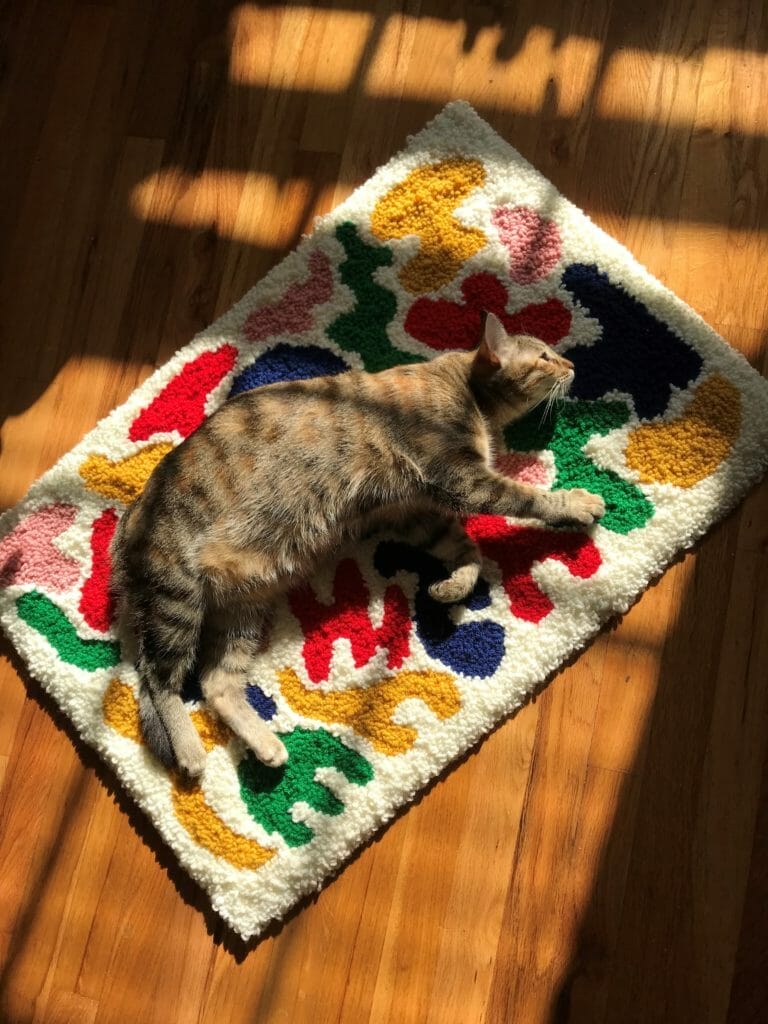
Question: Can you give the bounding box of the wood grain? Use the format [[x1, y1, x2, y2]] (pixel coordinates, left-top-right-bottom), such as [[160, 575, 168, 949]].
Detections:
[[1, 2, 767, 1022]]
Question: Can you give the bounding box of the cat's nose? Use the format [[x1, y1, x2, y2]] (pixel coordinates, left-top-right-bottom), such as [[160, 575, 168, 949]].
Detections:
[[562, 358, 574, 370]]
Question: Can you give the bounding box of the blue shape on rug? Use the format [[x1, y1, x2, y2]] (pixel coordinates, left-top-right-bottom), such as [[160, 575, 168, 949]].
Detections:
[[373, 541, 505, 679], [246, 683, 277, 720], [229, 342, 349, 397], [562, 263, 703, 419]]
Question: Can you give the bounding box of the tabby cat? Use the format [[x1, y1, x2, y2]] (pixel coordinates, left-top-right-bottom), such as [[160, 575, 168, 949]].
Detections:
[[111, 312, 605, 778]]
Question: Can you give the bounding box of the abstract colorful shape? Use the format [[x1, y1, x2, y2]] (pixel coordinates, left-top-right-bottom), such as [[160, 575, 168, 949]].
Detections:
[[189, 707, 232, 751], [405, 272, 571, 350], [496, 452, 550, 486], [491, 205, 562, 283], [277, 666, 460, 755], [465, 516, 601, 622], [102, 677, 141, 741], [0, 503, 80, 592], [371, 159, 487, 293], [172, 785, 277, 871], [327, 222, 424, 371], [562, 264, 703, 419], [244, 250, 334, 342], [289, 558, 411, 684], [625, 375, 741, 486], [79, 443, 173, 504], [373, 542, 505, 678], [129, 345, 237, 442], [79, 508, 118, 631], [505, 399, 655, 534], [246, 684, 277, 720], [229, 343, 349, 398], [17, 591, 120, 670], [238, 726, 374, 847]]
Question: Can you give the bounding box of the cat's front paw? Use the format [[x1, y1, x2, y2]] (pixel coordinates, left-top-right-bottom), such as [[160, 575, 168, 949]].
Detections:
[[560, 489, 606, 526]]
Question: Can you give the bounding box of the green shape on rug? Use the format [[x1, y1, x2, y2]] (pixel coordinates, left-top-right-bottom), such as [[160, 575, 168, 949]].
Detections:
[[328, 222, 425, 372], [505, 399, 655, 534], [238, 725, 374, 847], [16, 591, 121, 670]]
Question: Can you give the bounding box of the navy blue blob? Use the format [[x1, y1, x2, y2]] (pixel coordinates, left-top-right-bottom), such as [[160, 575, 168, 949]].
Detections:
[[246, 683, 277, 720], [229, 342, 349, 397], [374, 541, 505, 679], [562, 263, 702, 420]]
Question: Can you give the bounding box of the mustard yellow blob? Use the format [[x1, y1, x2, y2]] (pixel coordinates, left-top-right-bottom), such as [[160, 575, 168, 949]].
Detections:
[[625, 375, 741, 487], [102, 677, 142, 741], [277, 666, 461, 755], [79, 443, 173, 503], [371, 159, 487, 294], [171, 784, 276, 871]]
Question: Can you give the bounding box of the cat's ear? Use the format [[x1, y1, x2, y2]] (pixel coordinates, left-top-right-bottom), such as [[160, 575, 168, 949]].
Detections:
[[473, 311, 507, 375]]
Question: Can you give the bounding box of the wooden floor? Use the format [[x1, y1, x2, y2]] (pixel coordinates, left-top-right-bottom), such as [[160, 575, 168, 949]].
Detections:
[[1, 1, 767, 1021]]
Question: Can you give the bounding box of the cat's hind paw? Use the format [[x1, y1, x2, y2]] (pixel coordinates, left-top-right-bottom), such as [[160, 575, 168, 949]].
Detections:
[[428, 564, 480, 604]]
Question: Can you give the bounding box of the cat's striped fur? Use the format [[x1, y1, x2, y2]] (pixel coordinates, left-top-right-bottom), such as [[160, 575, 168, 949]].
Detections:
[[111, 314, 605, 777]]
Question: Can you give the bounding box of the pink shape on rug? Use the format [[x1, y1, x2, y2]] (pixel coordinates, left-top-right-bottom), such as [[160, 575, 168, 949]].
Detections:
[[0, 504, 80, 592], [496, 452, 550, 486], [491, 206, 562, 284], [129, 345, 238, 442], [79, 508, 119, 632], [244, 250, 334, 342]]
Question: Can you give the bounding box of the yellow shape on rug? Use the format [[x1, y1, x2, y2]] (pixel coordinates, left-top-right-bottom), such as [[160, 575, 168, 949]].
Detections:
[[171, 785, 276, 871], [277, 666, 461, 755], [625, 375, 741, 487], [102, 679, 273, 871], [371, 158, 487, 294], [79, 443, 173, 503], [103, 677, 142, 741]]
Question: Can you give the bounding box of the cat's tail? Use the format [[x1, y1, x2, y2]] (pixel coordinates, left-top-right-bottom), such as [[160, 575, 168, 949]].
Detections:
[[111, 515, 207, 775], [138, 682, 176, 768]]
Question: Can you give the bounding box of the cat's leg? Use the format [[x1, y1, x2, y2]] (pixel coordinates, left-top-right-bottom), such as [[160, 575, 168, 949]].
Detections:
[[200, 602, 288, 768], [409, 513, 483, 604], [427, 518, 482, 603], [431, 461, 605, 526]]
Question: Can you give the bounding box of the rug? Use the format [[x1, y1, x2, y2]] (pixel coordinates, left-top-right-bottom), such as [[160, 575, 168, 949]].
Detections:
[[2, 101, 767, 940]]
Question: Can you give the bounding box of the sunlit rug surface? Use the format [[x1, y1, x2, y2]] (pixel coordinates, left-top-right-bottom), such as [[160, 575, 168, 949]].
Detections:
[[2, 102, 767, 940]]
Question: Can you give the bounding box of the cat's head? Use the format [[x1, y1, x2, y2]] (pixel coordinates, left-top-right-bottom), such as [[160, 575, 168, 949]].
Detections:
[[471, 311, 574, 417]]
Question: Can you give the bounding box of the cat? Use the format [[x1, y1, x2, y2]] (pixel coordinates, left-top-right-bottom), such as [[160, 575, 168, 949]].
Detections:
[[111, 312, 605, 778]]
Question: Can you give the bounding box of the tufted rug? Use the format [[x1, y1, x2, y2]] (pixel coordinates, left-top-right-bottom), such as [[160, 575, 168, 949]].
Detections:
[[2, 102, 767, 940]]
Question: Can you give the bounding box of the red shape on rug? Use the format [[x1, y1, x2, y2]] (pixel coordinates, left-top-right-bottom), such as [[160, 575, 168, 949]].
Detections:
[[79, 508, 119, 632], [128, 345, 238, 442], [465, 515, 601, 623], [0, 503, 81, 592], [404, 272, 571, 350], [289, 558, 411, 684], [244, 250, 334, 342]]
